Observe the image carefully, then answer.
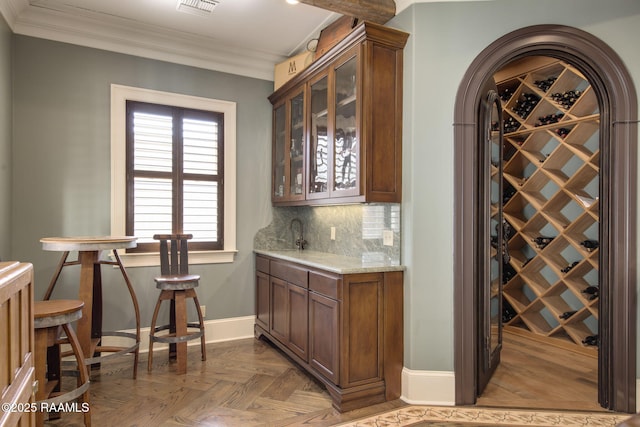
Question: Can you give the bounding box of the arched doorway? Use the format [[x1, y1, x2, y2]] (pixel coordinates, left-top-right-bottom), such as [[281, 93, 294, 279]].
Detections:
[[453, 25, 637, 413]]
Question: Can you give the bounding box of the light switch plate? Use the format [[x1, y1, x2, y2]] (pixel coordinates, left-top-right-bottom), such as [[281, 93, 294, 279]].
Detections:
[[330, 227, 336, 240], [383, 230, 393, 246]]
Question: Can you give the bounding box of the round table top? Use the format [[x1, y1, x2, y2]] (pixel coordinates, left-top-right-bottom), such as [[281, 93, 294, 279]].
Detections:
[[40, 236, 137, 251]]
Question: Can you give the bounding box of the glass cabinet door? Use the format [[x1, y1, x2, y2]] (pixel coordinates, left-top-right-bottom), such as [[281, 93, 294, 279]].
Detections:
[[272, 91, 304, 202], [273, 103, 286, 199], [289, 92, 304, 197], [333, 55, 358, 195], [308, 74, 329, 198]]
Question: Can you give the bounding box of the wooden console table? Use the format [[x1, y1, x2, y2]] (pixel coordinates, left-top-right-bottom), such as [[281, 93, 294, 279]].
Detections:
[[0, 261, 35, 427], [40, 236, 140, 378]]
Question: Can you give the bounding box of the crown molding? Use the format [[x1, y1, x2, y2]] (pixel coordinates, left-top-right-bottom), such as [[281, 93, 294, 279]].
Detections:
[[0, 0, 28, 29], [9, 3, 283, 81]]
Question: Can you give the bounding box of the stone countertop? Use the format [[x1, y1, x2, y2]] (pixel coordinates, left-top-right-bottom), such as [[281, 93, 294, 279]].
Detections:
[[254, 249, 405, 275]]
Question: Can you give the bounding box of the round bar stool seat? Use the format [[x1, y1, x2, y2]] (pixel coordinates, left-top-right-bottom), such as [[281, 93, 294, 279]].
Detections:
[[154, 274, 200, 289], [34, 300, 91, 427]]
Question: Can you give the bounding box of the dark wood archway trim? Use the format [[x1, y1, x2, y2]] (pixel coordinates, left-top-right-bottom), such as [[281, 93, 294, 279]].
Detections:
[[453, 25, 637, 412]]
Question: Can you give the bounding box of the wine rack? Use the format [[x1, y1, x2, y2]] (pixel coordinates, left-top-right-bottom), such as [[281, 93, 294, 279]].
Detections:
[[496, 58, 600, 355]]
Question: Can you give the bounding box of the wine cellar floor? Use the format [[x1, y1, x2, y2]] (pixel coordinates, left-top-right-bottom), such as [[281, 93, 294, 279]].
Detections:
[[476, 330, 601, 412]]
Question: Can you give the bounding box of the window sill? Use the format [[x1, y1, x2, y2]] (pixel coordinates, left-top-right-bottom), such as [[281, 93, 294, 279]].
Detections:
[[112, 249, 238, 268]]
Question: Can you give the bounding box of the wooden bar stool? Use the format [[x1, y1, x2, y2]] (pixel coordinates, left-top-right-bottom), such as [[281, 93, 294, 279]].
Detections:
[[148, 234, 206, 374], [34, 299, 91, 427]]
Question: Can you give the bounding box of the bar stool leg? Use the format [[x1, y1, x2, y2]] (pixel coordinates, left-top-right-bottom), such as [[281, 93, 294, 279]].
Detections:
[[112, 249, 141, 379], [147, 296, 163, 372], [169, 297, 176, 361], [46, 340, 61, 420], [62, 322, 91, 427], [193, 295, 207, 362], [175, 291, 188, 375]]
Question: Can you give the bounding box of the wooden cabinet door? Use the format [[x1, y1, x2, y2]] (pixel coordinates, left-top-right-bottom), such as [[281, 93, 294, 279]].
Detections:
[[270, 276, 288, 344], [341, 273, 383, 387], [270, 275, 309, 361], [287, 283, 309, 361], [255, 271, 270, 331], [309, 291, 339, 383]]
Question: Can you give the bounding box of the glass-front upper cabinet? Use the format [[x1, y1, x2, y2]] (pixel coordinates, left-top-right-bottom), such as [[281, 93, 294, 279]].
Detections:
[[333, 55, 359, 197], [272, 90, 305, 202], [308, 73, 329, 199], [273, 103, 286, 199], [308, 50, 359, 201], [290, 93, 304, 197], [269, 21, 408, 206]]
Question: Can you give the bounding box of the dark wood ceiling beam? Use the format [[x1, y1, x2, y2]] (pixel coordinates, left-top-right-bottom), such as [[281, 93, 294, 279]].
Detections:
[[298, 0, 395, 24]]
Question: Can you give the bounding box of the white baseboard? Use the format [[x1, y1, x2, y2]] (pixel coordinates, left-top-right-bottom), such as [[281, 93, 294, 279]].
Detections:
[[403, 370, 640, 410], [101, 315, 255, 353], [401, 368, 456, 406]]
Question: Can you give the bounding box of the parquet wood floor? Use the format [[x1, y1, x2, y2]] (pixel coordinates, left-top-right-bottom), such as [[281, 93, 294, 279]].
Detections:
[[476, 329, 602, 412], [44, 337, 406, 427], [44, 330, 603, 426]]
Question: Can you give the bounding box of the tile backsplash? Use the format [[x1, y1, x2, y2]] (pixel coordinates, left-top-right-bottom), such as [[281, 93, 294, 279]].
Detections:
[[254, 204, 401, 265]]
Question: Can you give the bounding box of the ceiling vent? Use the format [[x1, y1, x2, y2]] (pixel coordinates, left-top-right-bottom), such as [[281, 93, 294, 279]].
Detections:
[[176, 0, 220, 16]]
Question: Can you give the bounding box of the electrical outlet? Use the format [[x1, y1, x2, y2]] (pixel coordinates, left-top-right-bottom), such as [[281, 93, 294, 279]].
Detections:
[[330, 226, 336, 240], [200, 305, 206, 318], [383, 230, 394, 246]]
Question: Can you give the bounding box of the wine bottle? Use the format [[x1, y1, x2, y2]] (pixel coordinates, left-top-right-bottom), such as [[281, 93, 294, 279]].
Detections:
[[581, 285, 599, 300], [582, 334, 599, 346], [580, 239, 599, 252], [531, 236, 554, 249], [504, 116, 520, 134], [560, 310, 577, 320], [502, 299, 517, 323], [551, 89, 582, 109], [503, 184, 517, 204], [534, 76, 557, 92], [535, 112, 564, 127], [561, 261, 579, 273], [499, 87, 513, 102], [512, 93, 540, 119], [502, 263, 517, 284]]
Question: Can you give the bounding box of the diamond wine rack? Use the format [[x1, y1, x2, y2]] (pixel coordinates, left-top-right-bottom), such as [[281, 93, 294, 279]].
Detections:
[[496, 57, 600, 355]]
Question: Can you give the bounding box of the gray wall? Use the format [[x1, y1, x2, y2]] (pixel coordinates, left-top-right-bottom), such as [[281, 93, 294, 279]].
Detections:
[[392, 0, 640, 371], [11, 36, 274, 331], [0, 14, 11, 261]]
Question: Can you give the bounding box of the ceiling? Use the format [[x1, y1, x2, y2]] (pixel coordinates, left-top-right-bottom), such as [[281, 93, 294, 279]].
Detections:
[[0, 0, 344, 81]]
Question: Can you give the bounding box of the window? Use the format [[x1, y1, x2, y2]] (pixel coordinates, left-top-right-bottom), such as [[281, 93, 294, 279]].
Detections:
[[111, 85, 236, 266], [126, 101, 223, 252]]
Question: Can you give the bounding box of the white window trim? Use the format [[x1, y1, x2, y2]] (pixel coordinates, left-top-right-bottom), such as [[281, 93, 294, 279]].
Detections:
[[111, 84, 237, 267]]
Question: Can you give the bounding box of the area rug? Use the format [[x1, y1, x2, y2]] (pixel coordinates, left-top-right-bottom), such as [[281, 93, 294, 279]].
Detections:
[[336, 406, 630, 427]]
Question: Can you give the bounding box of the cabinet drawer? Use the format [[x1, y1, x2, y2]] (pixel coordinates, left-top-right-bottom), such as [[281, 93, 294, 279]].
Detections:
[[256, 255, 270, 274], [309, 271, 339, 299], [271, 260, 308, 288]]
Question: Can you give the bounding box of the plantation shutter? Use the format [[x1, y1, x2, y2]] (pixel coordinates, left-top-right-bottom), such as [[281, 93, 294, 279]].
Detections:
[[126, 101, 224, 252]]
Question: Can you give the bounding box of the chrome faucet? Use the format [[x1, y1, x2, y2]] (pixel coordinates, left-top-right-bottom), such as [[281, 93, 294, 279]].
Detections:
[[290, 218, 307, 250]]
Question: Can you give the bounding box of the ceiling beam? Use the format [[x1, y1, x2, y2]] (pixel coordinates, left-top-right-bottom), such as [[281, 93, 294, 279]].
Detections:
[[298, 0, 395, 25]]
